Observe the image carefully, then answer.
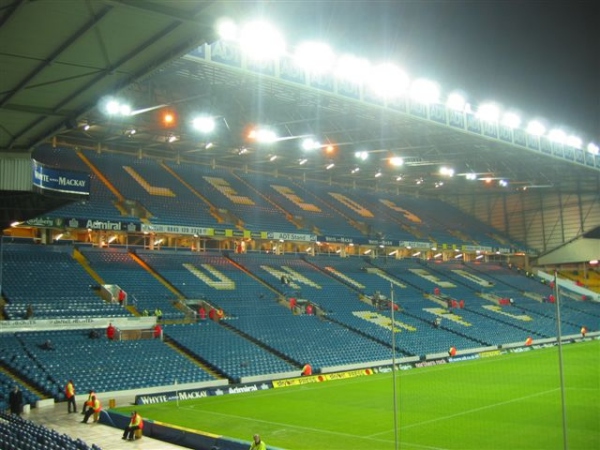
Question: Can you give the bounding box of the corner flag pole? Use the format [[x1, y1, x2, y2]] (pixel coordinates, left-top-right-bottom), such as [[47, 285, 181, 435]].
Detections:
[[390, 283, 399, 450], [553, 271, 568, 450]]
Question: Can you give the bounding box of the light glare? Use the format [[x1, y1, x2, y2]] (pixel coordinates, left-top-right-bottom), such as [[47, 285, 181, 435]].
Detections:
[[527, 120, 545, 136], [294, 42, 335, 73], [367, 63, 409, 98], [240, 21, 285, 60], [410, 79, 440, 104]]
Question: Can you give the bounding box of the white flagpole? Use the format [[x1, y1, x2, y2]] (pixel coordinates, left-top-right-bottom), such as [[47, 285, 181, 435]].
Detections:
[[390, 283, 399, 450], [175, 379, 179, 409], [553, 271, 568, 449]]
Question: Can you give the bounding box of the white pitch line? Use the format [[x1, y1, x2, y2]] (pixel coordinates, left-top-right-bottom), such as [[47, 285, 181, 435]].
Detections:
[[368, 387, 560, 438], [176, 404, 445, 449]]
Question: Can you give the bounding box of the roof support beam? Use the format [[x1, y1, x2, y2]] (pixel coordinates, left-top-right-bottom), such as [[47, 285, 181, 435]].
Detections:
[[0, 0, 26, 30], [0, 5, 113, 108]]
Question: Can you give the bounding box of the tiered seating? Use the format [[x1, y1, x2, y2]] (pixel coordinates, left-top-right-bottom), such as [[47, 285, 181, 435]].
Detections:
[[135, 250, 274, 317], [15, 329, 215, 395], [0, 412, 101, 450], [1, 243, 129, 319], [86, 153, 220, 228], [237, 174, 362, 237], [80, 247, 184, 320], [32, 146, 127, 222], [0, 333, 53, 400], [167, 164, 296, 232], [166, 322, 296, 382]]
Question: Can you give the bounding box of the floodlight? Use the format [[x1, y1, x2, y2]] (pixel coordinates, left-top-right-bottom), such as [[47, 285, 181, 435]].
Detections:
[[351, 167, 360, 174], [335, 54, 371, 83], [299, 158, 308, 165], [566, 135, 582, 149], [477, 103, 500, 123], [106, 100, 120, 115], [499, 180, 508, 187], [367, 63, 409, 98], [465, 173, 477, 180], [410, 79, 441, 104], [269, 155, 277, 161], [83, 124, 90, 131], [389, 157, 404, 166], [355, 151, 369, 161], [502, 112, 521, 128], [548, 129, 566, 144], [439, 167, 454, 177], [216, 18, 237, 41], [119, 104, 131, 116], [192, 116, 216, 133], [168, 135, 178, 143], [240, 21, 285, 60], [446, 92, 466, 111], [294, 42, 335, 73], [526, 120, 545, 136], [587, 142, 599, 155], [395, 176, 402, 181], [326, 163, 335, 170], [375, 170, 382, 178], [301, 138, 320, 151], [249, 128, 277, 143]]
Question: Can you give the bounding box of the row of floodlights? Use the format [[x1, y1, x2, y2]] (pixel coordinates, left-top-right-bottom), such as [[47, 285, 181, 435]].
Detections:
[[215, 19, 598, 155]]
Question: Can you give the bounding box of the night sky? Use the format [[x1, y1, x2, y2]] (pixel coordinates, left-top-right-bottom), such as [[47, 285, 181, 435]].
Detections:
[[243, 1, 600, 142]]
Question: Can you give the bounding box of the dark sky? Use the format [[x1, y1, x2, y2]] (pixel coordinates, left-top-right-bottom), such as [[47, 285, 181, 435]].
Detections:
[[245, 1, 600, 142]]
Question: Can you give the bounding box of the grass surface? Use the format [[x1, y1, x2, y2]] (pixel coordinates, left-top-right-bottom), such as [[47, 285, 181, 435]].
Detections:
[[120, 341, 599, 449]]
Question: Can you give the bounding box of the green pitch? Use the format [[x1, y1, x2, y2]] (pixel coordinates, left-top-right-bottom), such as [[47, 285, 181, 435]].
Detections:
[[120, 341, 599, 450]]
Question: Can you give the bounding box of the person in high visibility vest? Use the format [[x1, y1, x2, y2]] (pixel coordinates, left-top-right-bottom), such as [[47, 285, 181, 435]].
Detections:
[[249, 433, 267, 450], [301, 363, 312, 376], [525, 337, 533, 346], [448, 346, 457, 357], [581, 326, 587, 338], [81, 395, 101, 423], [122, 411, 144, 440], [65, 380, 77, 413], [81, 390, 95, 415]]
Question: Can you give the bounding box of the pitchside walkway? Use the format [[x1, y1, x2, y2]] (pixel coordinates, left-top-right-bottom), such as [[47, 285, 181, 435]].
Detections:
[[26, 400, 185, 450]]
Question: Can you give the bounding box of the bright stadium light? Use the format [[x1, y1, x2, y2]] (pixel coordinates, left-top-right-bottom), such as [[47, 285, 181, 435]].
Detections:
[[335, 54, 371, 83], [103, 98, 132, 116], [239, 21, 286, 60], [192, 116, 216, 133], [477, 103, 500, 122], [587, 142, 599, 155], [465, 173, 477, 180], [439, 167, 454, 177], [446, 92, 466, 111], [294, 42, 335, 73], [526, 120, 545, 136], [301, 138, 320, 151], [566, 135, 582, 149], [389, 157, 404, 166], [502, 112, 521, 128], [375, 170, 382, 178], [326, 163, 335, 170], [548, 128, 567, 144], [216, 18, 238, 41], [248, 128, 277, 143], [355, 151, 369, 161], [367, 63, 409, 98], [410, 79, 440, 104]]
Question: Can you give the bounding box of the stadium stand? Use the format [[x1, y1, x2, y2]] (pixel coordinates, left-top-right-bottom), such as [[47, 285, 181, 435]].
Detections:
[[0, 243, 129, 320]]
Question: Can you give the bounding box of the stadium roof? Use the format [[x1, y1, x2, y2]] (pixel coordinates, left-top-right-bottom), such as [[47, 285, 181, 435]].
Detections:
[[1, 1, 599, 202]]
